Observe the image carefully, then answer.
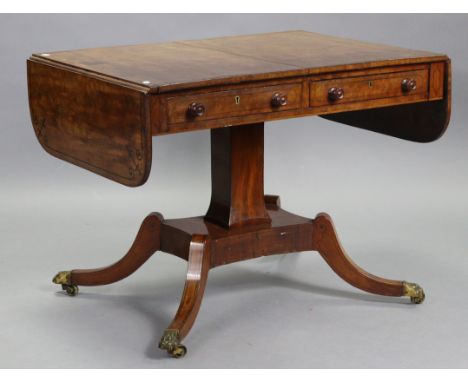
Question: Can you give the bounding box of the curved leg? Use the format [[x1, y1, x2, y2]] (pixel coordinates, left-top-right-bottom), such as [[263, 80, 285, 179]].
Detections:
[[53, 213, 164, 294], [312, 213, 425, 304], [158, 234, 211, 358]]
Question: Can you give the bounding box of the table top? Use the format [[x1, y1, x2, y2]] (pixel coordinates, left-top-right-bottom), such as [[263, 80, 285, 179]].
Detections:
[[33, 30, 446, 93], [28, 30, 451, 188]]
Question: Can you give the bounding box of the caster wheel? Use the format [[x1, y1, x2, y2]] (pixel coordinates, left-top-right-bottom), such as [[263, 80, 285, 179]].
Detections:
[[410, 290, 425, 304], [170, 345, 187, 358], [62, 284, 79, 296], [159, 329, 187, 358]]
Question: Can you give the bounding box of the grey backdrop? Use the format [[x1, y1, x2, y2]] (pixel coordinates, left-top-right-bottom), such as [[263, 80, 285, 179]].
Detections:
[[0, 14, 467, 368]]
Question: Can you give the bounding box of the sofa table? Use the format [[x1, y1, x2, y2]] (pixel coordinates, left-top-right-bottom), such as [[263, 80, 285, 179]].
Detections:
[[28, 31, 451, 358]]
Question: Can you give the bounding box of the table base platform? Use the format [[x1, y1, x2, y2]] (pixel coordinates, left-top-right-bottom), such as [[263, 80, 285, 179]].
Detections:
[[52, 196, 424, 358]]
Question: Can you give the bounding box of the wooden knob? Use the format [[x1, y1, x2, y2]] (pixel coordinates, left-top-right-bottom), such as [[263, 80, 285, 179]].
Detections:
[[401, 78, 417, 93], [187, 102, 205, 118], [271, 93, 288, 108], [328, 87, 344, 101]]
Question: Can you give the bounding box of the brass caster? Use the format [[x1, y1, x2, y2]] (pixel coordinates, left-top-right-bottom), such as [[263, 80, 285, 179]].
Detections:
[[403, 281, 425, 304], [158, 329, 187, 358], [53, 271, 79, 297], [169, 345, 187, 358], [62, 284, 79, 297]]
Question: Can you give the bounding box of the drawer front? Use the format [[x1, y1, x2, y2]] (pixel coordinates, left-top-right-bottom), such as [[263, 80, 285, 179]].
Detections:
[[167, 82, 302, 124], [310, 69, 429, 107]]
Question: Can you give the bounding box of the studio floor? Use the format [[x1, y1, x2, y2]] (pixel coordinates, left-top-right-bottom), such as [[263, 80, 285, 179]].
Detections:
[[1, 185, 467, 368]]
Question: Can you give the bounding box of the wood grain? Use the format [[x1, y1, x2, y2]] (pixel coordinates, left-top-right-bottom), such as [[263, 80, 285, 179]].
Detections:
[[33, 31, 447, 93], [205, 123, 271, 228], [28, 31, 450, 185], [28, 58, 152, 187]]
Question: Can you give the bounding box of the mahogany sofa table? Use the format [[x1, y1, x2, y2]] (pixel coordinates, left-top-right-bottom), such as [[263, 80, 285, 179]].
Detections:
[[27, 31, 451, 358]]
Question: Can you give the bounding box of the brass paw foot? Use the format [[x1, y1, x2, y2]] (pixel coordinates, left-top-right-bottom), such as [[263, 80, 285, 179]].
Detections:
[[403, 281, 425, 304], [158, 329, 187, 358], [52, 271, 79, 297]]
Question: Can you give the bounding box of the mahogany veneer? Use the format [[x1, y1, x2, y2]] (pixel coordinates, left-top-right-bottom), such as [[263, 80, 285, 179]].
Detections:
[[28, 31, 450, 358]]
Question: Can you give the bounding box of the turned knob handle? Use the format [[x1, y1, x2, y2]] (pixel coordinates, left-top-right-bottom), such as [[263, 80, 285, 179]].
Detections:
[[271, 93, 288, 108], [187, 102, 205, 118], [401, 78, 417, 93], [328, 87, 344, 101]]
